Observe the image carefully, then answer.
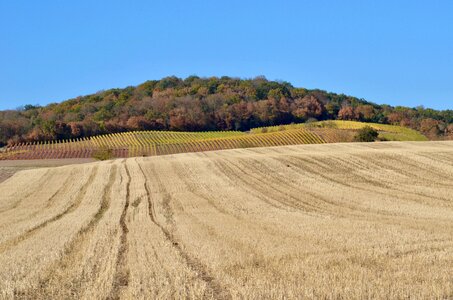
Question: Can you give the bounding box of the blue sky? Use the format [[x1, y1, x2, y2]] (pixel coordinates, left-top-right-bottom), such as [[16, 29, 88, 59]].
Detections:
[[0, 0, 452, 110]]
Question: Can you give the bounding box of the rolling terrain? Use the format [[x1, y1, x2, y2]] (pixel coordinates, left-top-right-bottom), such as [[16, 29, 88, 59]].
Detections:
[[1, 121, 426, 160], [252, 120, 428, 141], [1, 141, 453, 298], [2, 76, 452, 148]]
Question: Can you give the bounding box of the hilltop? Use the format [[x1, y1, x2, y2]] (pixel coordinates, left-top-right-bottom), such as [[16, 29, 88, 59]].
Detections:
[[1, 76, 452, 147]]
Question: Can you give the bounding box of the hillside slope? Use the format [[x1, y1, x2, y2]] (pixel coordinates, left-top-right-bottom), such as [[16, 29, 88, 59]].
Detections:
[[1, 76, 452, 147], [1, 121, 425, 160], [1, 141, 453, 298]]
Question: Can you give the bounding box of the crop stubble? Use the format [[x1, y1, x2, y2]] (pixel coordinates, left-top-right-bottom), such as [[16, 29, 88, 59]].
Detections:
[[1, 141, 453, 299]]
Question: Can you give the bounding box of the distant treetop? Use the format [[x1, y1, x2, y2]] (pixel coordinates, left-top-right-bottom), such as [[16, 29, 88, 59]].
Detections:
[[0, 76, 452, 147]]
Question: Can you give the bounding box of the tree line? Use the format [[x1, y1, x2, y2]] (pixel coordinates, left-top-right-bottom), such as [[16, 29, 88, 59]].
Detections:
[[1, 76, 452, 147]]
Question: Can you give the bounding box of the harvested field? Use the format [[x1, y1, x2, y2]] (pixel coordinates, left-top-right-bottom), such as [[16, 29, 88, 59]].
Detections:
[[1, 141, 453, 299], [0, 168, 17, 184], [0, 159, 94, 183]]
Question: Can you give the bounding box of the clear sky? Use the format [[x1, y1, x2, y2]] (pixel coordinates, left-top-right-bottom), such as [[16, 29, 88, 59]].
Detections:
[[0, 0, 452, 110]]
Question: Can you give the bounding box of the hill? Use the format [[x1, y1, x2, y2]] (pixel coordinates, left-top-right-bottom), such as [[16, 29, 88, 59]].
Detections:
[[1, 141, 453, 298], [1, 76, 452, 147], [1, 121, 426, 160]]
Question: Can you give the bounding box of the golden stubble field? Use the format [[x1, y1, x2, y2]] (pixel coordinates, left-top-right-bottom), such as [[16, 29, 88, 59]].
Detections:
[[1, 141, 453, 299]]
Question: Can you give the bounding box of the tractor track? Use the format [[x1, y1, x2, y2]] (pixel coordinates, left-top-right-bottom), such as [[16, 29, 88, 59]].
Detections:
[[31, 165, 118, 298], [0, 167, 99, 253], [137, 159, 232, 300], [108, 163, 131, 299]]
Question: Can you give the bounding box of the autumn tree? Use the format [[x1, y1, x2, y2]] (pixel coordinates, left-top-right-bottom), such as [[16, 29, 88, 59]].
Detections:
[[67, 122, 84, 138], [126, 116, 153, 131], [447, 124, 453, 137], [1, 76, 452, 146], [355, 105, 376, 121], [293, 95, 325, 121], [419, 118, 440, 137], [338, 106, 357, 121]]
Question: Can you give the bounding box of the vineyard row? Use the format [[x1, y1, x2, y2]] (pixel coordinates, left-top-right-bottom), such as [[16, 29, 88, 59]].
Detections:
[[1, 128, 326, 160]]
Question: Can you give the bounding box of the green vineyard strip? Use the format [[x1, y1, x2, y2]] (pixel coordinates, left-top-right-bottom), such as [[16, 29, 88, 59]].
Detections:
[[251, 120, 427, 142], [1, 120, 425, 160]]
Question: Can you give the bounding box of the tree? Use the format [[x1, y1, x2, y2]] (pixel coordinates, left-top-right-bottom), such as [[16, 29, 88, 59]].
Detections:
[[338, 106, 357, 120], [126, 116, 153, 131], [389, 112, 403, 125], [294, 95, 325, 120], [354, 126, 379, 142], [419, 118, 440, 137], [1, 76, 453, 146], [23, 104, 41, 111], [447, 124, 453, 136], [68, 122, 84, 138], [355, 105, 376, 121]]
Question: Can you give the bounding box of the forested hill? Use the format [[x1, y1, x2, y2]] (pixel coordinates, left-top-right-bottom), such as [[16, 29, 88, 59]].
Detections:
[[1, 76, 452, 146]]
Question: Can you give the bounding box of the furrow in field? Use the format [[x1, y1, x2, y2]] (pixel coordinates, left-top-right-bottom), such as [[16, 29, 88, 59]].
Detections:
[[283, 153, 453, 212], [0, 164, 116, 298], [166, 156, 275, 255], [0, 169, 75, 230], [0, 168, 49, 198], [271, 154, 453, 225], [27, 164, 119, 299], [233, 156, 377, 218], [400, 152, 453, 180], [349, 153, 453, 205], [170, 160, 242, 220], [221, 156, 338, 214], [141, 155, 338, 298], [209, 157, 306, 212], [124, 158, 209, 298], [44, 169, 77, 208], [137, 159, 232, 300], [420, 151, 453, 166], [360, 152, 451, 184], [279, 154, 419, 205], [136, 161, 158, 224], [0, 169, 51, 213], [170, 155, 361, 258], [0, 166, 99, 253], [188, 155, 351, 242], [2, 142, 453, 299], [218, 151, 453, 236], [108, 163, 131, 300]]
